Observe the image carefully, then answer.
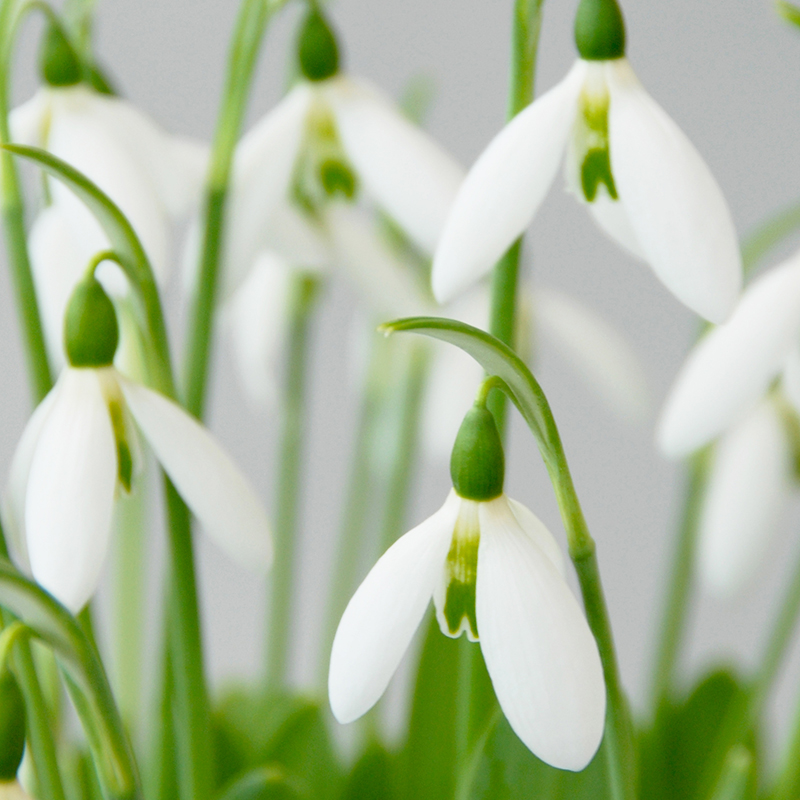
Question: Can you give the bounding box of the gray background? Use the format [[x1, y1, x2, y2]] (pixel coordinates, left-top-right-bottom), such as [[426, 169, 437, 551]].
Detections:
[[3, 0, 800, 753]]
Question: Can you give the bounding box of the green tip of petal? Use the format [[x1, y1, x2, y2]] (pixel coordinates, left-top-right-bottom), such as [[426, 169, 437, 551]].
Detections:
[[320, 159, 358, 199], [65, 275, 119, 368], [574, 0, 626, 60], [39, 20, 82, 87], [450, 405, 505, 501], [297, 6, 341, 82], [0, 669, 26, 781]]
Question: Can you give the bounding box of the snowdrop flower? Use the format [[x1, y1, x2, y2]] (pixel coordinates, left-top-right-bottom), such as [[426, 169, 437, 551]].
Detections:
[[11, 22, 207, 284], [220, 5, 463, 297], [432, 0, 741, 322], [3, 273, 272, 613], [657, 250, 800, 593], [329, 399, 606, 770]]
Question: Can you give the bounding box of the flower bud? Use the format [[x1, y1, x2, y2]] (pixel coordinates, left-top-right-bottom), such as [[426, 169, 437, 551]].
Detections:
[[297, 6, 340, 82], [64, 275, 119, 368], [450, 405, 505, 501], [0, 669, 25, 781], [574, 0, 626, 61], [39, 20, 82, 87]]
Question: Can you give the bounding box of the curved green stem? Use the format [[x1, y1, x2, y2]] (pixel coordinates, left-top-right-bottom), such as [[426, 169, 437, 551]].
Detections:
[[265, 272, 320, 688], [648, 450, 709, 711], [182, 0, 286, 419]]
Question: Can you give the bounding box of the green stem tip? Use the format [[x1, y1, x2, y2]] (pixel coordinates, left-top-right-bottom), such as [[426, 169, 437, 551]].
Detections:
[[575, 0, 626, 60]]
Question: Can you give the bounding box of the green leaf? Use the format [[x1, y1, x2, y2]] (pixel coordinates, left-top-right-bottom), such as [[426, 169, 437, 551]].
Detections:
[[213, 689, 342, 799], [0, 559, 140, 798], [638, 670, 758, 800], [776, 0, 800, 28], [338, 743, 397, 800], [2, 144, 174, 395], [217, 766, 305, 800], [460, 712, 609, 800]]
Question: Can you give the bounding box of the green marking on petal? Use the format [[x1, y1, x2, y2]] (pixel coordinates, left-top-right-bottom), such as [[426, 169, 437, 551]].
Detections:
[[320, 159, 358, 199], [574, 82, 618, 203], [582, 148, 617, 201], [107, 399, 134, 493], [440, 501, 480, 641]]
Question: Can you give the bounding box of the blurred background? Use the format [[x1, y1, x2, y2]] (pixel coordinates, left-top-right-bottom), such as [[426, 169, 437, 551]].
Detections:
[[2, 0, 800, 756]]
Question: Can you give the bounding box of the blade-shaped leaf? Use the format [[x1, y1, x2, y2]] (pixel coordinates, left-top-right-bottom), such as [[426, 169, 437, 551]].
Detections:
[[460, 711, 609, 800], [216, 766, 305, 800], [339, 742, 397, 800], [0, 558, 140, 798]]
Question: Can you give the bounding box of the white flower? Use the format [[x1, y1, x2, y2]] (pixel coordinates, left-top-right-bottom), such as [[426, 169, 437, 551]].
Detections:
[[432, 58, 741, 322], [3, 366, 272, 613], [222, 74, 463, 295], [0, 781, 32, 800], [12, 85, 208, 282], [695, 398, 792, 596], [328, 489, 606, 771], [657, 250, 800, 593], [657, 250, 800, 457]]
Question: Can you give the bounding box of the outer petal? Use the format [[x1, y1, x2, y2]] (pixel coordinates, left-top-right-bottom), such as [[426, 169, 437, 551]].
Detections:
[[432, 61, 586, 304], [47, 87, 171, 282], [324, 202, 432, 319], [505, 497, 566, 576], [780, 347, 800, 415], [476, 496, 605, 771], [698, 399, 791, 596], [2, 384, 61, 574], [328, 491, 458, 723], [225, 251, 294, 408], [9, 88, 51, 146], [606, 60, 741, 323], [119, 378, 272, 571], [26, 370, 117, 612], [224, 85, 313, 293], [657, 253, 800, 457], [326, 76, 464, 256], [535, 288, 650, 423]]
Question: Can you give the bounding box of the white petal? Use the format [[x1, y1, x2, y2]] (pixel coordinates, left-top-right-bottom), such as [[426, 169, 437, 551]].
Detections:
[[224, 85, 313, 293], [47, 87, 171, 282], [26, 369, 117, 612], [326, 76, 464, 255], [606, 60, 741, 323], [432, 61, 586, 304], [119, 378, 272, 571], [698, 399, 791, 596], [28, 205, 92, 369], [9, 88, 51, 146], [585, 192, 645, 260], [781, 347, 800, 416], [476, 496, 606, 771], [657, 253, 800, 457], [324, 203, 432, 319], [535, 287, 650, 423], [224, 252, 294, 408], [505, 497, 566, 576], [328, 491, 458, 723], [2, 385, 62, 574], [261, 203, 330, 275]]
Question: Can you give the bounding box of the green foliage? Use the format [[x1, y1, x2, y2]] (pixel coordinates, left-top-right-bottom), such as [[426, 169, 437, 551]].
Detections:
[[217, 767, 305, 800], [638, 670, 759, 800], [574, 0, 626, 60], [213, 689, 342, 800], [776, 0, 800, 29], [0, 559, 139, 798], [0, 667, 25, 780], [338, 743, 398, 800], [460, 712, 610, 800]]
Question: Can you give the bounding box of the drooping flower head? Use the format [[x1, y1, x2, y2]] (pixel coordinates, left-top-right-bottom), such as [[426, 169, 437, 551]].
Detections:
[[4, 269, 272, 613], [432, 0, 741, 323], [329, 392, 606, 770], [657, 249, 800, 594]]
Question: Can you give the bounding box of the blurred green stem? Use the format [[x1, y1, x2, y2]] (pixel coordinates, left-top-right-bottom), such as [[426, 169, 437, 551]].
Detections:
[[265, 272, 320, 688]]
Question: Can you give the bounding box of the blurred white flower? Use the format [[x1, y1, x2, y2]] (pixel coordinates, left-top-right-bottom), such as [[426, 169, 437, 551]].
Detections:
[[0, 780, 32, 800], [12, 84, 208, 282], [328, 488, 606, 771], [3, 366, 272, 612], [657, 250, 800, 593], [432, 58, 741, 322]]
